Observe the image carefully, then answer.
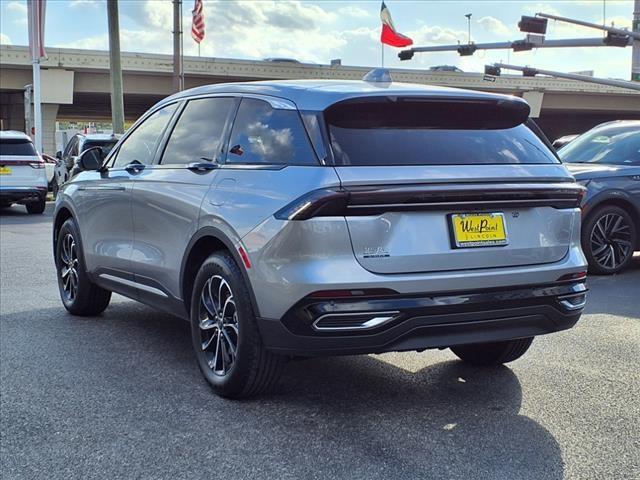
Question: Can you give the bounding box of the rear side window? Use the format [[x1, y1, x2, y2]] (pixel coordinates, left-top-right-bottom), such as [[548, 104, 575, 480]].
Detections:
[[0, 139, 37, 156], [325, 98, 558, 166], [112, 103, 177, 167], [161, 97, 237, 165], [226, 98, 317, 165]]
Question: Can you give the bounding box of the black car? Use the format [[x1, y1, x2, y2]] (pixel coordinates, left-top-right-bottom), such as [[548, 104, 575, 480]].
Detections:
[[560, 120, 640, 274], [53, 133, 120, 195]]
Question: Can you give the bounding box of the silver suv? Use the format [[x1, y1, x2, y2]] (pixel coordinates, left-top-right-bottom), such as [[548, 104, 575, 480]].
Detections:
[[53, 78, 588, 398]]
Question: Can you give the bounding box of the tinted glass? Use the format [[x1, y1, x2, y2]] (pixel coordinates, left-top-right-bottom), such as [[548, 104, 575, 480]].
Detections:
[[227, 98, 317, 165], [62, 136, 77, 158], [559, 125, 640, 165], [0, 140, 37, 156], [326, 100, 557, 166], [162, 97, 236, 165], [82, 140, 118, 156], [113, 103, 177, 167]]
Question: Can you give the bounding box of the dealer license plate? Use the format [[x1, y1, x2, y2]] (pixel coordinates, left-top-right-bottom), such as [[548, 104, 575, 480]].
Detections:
[[450, 212, 508, 248]]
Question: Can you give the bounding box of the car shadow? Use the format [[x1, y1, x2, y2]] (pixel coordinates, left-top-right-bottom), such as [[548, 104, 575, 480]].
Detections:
[[2, 302, 564, 479], [584, 253, 640, 319], [0, 204, 54, 226]]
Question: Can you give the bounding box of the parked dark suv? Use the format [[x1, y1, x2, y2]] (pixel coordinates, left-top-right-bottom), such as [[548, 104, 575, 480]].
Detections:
[[53, 78, 588, 398]]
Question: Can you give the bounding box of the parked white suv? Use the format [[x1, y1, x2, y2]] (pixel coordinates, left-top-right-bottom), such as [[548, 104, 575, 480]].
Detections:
[[0, 131, 48, 214]]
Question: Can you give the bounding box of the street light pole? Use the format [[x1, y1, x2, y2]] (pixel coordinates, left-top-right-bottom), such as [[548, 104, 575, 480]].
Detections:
[[465, 13, 472, 44], [172, 0, 184, 92], [107, 0, 124, 134]]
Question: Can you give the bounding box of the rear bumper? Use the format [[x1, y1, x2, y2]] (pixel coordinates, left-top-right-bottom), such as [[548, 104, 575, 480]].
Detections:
[[0, 186, 47, 204], [257, 281, 587, 356]]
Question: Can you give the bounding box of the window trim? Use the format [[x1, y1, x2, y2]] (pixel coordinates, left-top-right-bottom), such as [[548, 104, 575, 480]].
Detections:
[[221, 97, 320, 167], [106, 100, 181, 169], [156, 96, 240, 168]]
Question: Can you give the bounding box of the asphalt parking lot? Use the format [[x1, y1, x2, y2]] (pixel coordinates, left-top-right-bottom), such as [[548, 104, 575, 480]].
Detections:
[[1, 204, 638, 480]]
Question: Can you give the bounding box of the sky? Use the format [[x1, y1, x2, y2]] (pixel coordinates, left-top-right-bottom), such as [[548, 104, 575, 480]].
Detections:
[[0, 0, 636, 79]]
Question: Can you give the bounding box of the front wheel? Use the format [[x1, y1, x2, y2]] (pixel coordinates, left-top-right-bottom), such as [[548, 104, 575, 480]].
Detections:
[[450, 337, 534, 366], [582, 205, 636, 275], [55, 218, 111, 315], [190, 251, 284, 398]]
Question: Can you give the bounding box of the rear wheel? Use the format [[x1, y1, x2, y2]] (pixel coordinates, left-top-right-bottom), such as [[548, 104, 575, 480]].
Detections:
[[190, 251, 284, 398], [26, 197, 46, 214], [55, 218, 111, 315], [582, 205, 636, 275], [450, 337, 534, 366]]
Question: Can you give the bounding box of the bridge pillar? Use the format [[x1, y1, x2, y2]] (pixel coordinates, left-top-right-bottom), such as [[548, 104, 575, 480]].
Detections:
[[40, 104, 59, 155]]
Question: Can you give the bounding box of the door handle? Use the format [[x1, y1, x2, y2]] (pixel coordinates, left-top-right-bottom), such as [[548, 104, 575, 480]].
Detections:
[[125, 163, 145, 174], [187, 162, 218, 172]]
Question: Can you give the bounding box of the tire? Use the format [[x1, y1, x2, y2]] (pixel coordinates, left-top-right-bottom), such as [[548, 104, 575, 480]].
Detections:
[[450, 337, 534, 366], [51, 177, 59, 198], [582, 205, 636, 275], [26, 197, 46, 214], [190, 251, 284, 399], [55, 218, 111, 316]]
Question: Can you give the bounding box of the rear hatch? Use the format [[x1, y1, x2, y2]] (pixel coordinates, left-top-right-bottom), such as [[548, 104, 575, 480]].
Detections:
[[0, 137, 45, 188], [323, 96, 582, 274]]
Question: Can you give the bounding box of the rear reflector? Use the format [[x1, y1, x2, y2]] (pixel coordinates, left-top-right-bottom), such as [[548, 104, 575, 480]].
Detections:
[[308, 288, 397, 298], [556, 271, 587, 282]]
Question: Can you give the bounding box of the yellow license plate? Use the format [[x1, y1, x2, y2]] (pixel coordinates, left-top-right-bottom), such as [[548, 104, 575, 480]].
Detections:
[[0, 166, 11, 175], [450, 212, 508, 248]]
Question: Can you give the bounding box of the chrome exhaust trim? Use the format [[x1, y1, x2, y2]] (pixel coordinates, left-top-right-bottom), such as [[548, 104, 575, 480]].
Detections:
[[312, 311, 400, 332]]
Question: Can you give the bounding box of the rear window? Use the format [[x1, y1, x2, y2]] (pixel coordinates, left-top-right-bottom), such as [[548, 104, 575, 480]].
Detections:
[[82, 140, 118, 156], [325, 99, 558, 166], [0, 139, 37, 156]]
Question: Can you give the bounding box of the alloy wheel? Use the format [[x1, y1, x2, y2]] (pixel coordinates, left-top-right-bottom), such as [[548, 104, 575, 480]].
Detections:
[[198, 275, 239, 376], [59, 233, 79, 301], [589, 213, 633, 270]]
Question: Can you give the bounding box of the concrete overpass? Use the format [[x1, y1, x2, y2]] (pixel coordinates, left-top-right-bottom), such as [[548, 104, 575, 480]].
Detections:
[[1, 44, 639, 154]]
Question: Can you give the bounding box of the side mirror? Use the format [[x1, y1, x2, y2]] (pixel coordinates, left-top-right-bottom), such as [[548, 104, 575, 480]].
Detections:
[[55, 151, 62, 160], [78, 146, 104, 171]]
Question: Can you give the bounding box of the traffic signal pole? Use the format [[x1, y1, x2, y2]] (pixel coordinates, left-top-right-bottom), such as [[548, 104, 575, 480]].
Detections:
[[633, 0, 639, 81]]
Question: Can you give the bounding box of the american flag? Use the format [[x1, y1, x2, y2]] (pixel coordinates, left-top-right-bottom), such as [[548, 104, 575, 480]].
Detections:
[[191, 0, 205, 44]]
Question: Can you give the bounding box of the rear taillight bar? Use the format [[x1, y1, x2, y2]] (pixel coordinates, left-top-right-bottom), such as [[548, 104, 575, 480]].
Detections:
[[275, 183, 586, 221], [0, 159, 45, 168]]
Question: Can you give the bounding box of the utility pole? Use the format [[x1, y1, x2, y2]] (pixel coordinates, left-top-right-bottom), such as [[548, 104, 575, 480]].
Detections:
[[107, 0, 124, 134], [633, 0, 639, 81], [172, 0, 184, 92]]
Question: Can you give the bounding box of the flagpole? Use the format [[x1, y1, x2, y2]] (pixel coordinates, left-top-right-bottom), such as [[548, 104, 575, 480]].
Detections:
[[28, 0, 43, 153], [381, 43, 385, 68]]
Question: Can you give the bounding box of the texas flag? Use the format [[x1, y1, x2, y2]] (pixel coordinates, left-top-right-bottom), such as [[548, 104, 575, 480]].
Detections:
[[380, 1, 413, 48]]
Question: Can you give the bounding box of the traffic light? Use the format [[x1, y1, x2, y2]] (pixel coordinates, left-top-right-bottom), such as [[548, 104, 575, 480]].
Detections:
[[604, 32, 630, 47], [398, 50, 415, 61], [518, 15, 548, 34], [457, 44, 477, 56], [484, 65, 501, 76]]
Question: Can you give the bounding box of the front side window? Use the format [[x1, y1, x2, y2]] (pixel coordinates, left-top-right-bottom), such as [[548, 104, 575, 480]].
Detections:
[[161, 97, 237, 165], [112, 103, 177, 168], [62, 137, 77, 158], [226, 98, 317, 165]]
